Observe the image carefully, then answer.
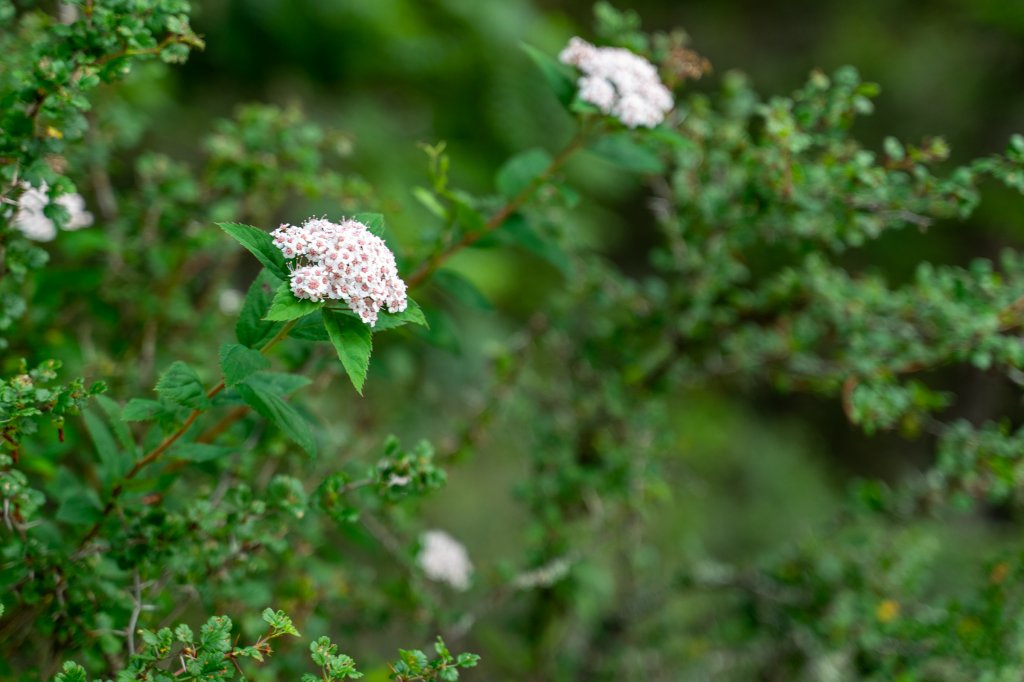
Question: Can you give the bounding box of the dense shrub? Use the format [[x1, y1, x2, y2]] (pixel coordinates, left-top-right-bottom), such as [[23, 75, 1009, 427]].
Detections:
[[2, 2, 1024, 680]]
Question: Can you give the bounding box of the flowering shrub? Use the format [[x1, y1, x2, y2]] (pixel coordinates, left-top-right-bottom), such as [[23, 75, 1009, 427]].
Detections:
[[2, 1, 1024, 680]]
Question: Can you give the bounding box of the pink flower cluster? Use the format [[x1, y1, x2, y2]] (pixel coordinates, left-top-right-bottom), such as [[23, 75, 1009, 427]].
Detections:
[[559, 37, 673, 129], [271, 217, 408, 326]]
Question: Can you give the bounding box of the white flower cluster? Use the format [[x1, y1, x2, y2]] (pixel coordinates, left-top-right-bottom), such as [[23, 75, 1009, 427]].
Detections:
[[559, 37, 673, 129], [418, 529, 473, 592], [13, 183, 94, 242], [271, 217, 408, 326]]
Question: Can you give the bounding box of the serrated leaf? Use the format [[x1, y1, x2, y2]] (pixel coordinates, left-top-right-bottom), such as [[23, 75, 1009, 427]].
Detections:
[[245, 371, 313, 396], [122, 398, 167, 422], [522, 42, 576, 107], [265, 282, 324, 321], [237, 380, 317, 456], [84, 408, 130, 483], [170, 442, 234, 462], [94, 395, 136, 452], [324, 310, 373, 394], [219, 222, 289, 280], [352, 212, 386, 236], [374, 299, 430, 331], [156, 362, 210, 410], [237, 269, 283, 348], [219, 343, 270, 387], [290, 312, 330, 341]]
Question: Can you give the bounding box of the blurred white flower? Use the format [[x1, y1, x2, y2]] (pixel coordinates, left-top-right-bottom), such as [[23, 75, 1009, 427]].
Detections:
[[272, 217, 407, 326], [512, 557, 572, 590], [218, 288, 244, 315], [13, 183, 94, 242], [387, 474, 411, 487], [559, 36, 673, 128], [418, 529, 473, 591]]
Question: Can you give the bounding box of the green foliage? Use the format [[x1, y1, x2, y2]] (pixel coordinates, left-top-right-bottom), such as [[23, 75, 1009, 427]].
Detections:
[[3, 1, 1024, 681]]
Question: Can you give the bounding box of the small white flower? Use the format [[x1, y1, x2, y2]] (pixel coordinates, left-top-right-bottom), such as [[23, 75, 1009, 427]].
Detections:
[[559, 36, 673, 128], [387, 474, 411, 487], [12, 182, 94, 242], [418, 529, 473, 591], [218, 288, 244, 315], [512, 557, 572, 590], [272, 217, 408, 326]]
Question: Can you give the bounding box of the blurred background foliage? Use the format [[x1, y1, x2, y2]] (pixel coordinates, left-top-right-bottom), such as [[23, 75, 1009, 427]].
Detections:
[[5, 0, 1024, 679]]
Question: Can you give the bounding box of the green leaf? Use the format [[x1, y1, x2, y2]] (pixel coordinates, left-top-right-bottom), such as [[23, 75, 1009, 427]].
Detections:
[[434, 270, 493, 310], [122, 398, 167, 422], [265, 282, 324, 322], [373, 299, 430, 331], [156, 362, 210, 410], [412, 186, 448, 220], [170, 442, 234, 462], [324, 310, 373, 394], [352, 212, 386, 236], [522, 42, 576, 107], [290, 312, 330, 341], [244, 371, 313, 396], [94, 395, 136, 453], [237, 269, 283, 348], [237, 380, 317, 456], [218, 222, 289, 280], [54, 662, 89, 682], [56, 490, 103, 525], [494, 214, 568, 274], [587, 132, 666, 174], [84, 408, 130, 483], [220, 343, 270, 387], [496, 147, 553, 199]]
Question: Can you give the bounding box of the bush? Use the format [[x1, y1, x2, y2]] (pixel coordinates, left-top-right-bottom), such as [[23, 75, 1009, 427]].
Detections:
[[2, 1, 1024, 679]]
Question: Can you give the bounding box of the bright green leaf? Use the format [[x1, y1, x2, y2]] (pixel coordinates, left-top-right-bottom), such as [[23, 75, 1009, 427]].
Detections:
[[156, 362, 210, 410], [218, 223, 289, 280], [265, 282, 324, 322], [219, 343, 270, 387], [324, 310, 373, 394], [237, 380, 317, 456]]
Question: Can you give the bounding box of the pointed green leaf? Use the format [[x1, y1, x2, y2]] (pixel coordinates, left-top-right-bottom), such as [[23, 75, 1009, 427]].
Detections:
[[244, 371, 313, 396], [237, 269, 283, 348], [93, 395, 136, 452], [218, 222, 289, 280], [324, 310, 373, 394], [220, 343, 270, 387], [122, 398, 168, 422], [156, 361, 209, 410], [412, 187, 448, 220], [290, 312, 330, 341], [352, 212, 386, 236], [84, 408, 130, 483], [374, 299, 429, 331], [522, 42, 576, 107], [237, 380, 316, 456], [265, 282, 324, 322], [170, 442, 234, 462]]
